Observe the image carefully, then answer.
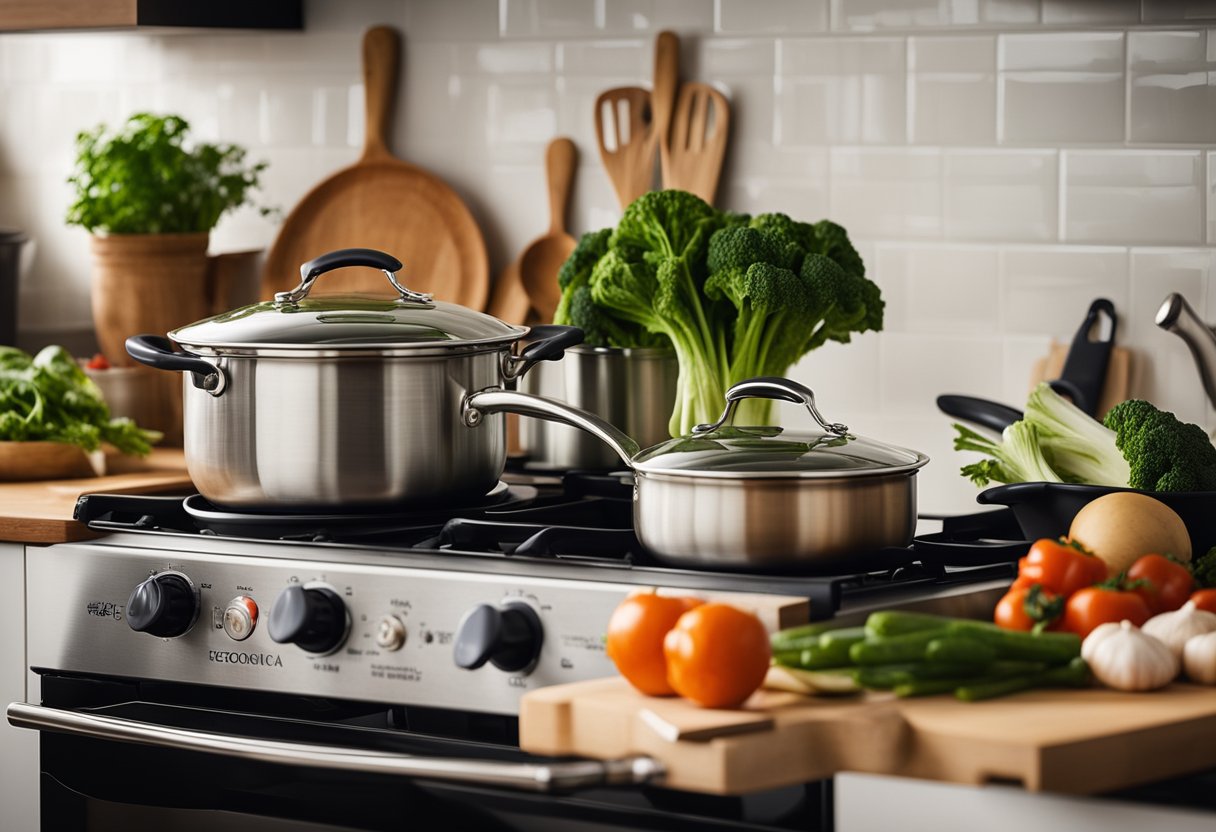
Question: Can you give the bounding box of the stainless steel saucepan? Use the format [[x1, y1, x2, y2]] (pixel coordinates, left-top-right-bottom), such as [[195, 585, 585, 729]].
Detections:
[[465, 377, 929, 568], [127, 248, 583, 510]]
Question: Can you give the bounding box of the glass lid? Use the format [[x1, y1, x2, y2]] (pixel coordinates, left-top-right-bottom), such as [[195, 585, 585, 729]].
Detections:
[[170, 248, 524, 350], [631, 378, 929, 479]]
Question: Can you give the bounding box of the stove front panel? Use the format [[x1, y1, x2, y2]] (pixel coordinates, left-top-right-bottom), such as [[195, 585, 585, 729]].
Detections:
[[26, 542, 795, 715]]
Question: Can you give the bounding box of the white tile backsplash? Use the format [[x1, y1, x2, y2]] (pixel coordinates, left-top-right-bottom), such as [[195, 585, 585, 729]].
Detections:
[[6, 0, 1216, 517]]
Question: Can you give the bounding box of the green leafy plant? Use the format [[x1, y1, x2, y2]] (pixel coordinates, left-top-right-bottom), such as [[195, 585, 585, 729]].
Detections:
[[65, 112, 270, 235]]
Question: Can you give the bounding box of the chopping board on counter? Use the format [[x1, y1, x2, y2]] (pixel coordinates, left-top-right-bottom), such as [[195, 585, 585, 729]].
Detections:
[[520, 676, 1216, 796], [262, 26, 488, 308], [0, 448, 192, 544]]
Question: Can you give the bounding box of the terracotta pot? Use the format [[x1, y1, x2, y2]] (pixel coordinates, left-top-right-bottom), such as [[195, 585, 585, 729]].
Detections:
[[90, 233, 210, 446]]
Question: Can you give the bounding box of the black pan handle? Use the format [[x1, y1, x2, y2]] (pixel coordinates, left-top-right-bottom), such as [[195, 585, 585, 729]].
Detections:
[[519, 325, 584, 363], [1053, 298, 1117, 417], [126, 335, 226, 396], [275, 248, 428, 305], [936, 395, 1022, 434]]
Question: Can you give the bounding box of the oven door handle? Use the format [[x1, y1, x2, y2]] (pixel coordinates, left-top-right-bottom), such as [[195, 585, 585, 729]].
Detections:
[[6, 702, 663, 793]]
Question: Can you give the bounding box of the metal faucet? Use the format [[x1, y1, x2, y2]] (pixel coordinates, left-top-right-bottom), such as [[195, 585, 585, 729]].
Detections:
[[1157, 293, 1216, 409]]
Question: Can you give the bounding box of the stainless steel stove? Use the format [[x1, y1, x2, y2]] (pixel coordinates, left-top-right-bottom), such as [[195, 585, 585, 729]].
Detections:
[[13, 471, 1023, 832]]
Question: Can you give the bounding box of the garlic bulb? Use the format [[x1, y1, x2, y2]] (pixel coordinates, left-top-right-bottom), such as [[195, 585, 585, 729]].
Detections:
[[1082, 620, 1178, 692], [1142, 601, 1216, 659], [1183, 631, 1216, 685]]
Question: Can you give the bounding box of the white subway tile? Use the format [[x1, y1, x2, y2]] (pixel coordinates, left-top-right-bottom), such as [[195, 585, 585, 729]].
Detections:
[[1002, 334, 1055, 405], [259, 85, 315, 148], [600, 0, 716, 34], [404, 0, 500, 41], [1041, 0, 1139, 24], [786, 334, 881, 418], [874, 244, 1001, 334], [999, 33, 1124, 144], [461, 43, 555, 75], [1142, 1, 1216, 23], [1209, 151, 1216, 244], [1127, 249, 1212, 425], [1128, 30, 1216, 144], [699, 39, 776, 77], [1063, 150, 1204, 245], [556, 41, 645, 76], [831, 0, 1038, 31], [830, 148, 942, 239], [310, 85, 355, 147], [777, 38, 906, 145], [944, 150, 1058, 242], [999, 247, 1130, 337], [880, 333, 1007, 414], [908, 36, 996, 145], [501, 0, 601, 37], [714, 75, 776, 143], [716, 0, 828, 34], [718, 144, 829, 217], [487, 80, 559, 146]]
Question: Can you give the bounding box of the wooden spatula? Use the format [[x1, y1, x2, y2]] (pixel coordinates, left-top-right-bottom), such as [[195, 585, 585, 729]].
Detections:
[[594, 87, 657, 210], [653, 30, 679, 188], [518, 138, 578, 324], [663, 82, 731, 205]]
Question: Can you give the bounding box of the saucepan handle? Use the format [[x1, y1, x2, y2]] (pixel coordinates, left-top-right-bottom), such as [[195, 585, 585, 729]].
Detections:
[[125, 334, 226, 397], [275, 248, 431, 305], [693, 376, 848, 436], [503, 325, 585, 381]]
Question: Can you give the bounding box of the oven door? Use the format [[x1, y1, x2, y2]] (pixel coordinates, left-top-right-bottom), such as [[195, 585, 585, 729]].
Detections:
[[13, 673, 828, 832]]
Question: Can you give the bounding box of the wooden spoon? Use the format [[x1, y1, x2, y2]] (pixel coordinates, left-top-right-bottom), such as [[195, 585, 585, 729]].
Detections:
[[652, 30, 679, 188], [663, 82, 731, 205], [518, 138, 578, 323], [594, 87, 656, 211], [486, 260, 532, 325]]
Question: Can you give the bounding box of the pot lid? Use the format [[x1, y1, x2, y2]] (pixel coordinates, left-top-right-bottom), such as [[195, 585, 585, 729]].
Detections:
[[171, 248, 524, 351], [631, 378, 928, 479]]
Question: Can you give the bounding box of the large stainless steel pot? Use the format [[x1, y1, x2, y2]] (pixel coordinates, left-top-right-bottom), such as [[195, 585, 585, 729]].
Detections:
[[127, 248, 582, 510], [465, 377, 928, 568]]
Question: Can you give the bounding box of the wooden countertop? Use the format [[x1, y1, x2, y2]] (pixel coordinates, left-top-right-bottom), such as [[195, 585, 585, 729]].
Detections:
[[0, 448, 193, 544]]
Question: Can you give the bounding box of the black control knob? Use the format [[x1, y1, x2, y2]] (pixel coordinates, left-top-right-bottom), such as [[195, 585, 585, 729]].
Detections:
[[268, 585, 348, 654], [127, 573, 198, 638], [454, 601, 543, 673]]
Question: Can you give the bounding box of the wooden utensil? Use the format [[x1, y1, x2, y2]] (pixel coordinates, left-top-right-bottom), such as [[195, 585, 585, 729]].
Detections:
[[517, 138, 578, 324], [652, 30, 679, 187], [261, 26, 488, 307], [594, 87, 657, 210], [486, 261, 531, 325], [663, 82, 731, 204]]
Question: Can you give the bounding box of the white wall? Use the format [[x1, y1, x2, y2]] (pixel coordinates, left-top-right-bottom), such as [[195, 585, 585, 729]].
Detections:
[[2, 0, 1214, 512]]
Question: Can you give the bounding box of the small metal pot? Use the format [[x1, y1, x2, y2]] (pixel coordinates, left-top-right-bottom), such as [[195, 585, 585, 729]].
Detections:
[[465, 377, 929, 569], [518, 345, 677, 470], [127, 248, 582, 510]]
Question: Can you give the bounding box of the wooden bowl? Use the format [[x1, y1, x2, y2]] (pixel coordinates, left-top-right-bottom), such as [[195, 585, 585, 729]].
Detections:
[[0, 441, 105, 481]]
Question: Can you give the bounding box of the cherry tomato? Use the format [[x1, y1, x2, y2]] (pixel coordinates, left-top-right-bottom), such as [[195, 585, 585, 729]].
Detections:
[[1061, 584, 1152, 640], [605, 593, 702, 696], [1127, 554, 1194, 614], [1190, 588, 1216, 615], [85, 352, 110, 370], [1016, 538, 1107, 598], [994, 584, 1062, 631], [663, 603, 770, 709]]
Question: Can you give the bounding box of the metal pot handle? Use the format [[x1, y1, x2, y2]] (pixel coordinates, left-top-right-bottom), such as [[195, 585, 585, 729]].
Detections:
[[274, 247, 432, 306], [503, 325, 585, 381], [692, 376, 848, 436], [125, 334, 226, 397], [463, 389, 640, 466]]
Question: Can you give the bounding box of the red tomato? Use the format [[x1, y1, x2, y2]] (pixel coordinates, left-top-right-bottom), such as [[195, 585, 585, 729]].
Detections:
[[994, 584, 1063, 631], [1127, 554, 1194, 614], [663, 603, 770, 709], [606, 593, 703, 696], [1016, 538, 1107, 598], [1061, 585, 1152, 639], [85, 352, 110, 370], [1190, 588, 1216, 615]]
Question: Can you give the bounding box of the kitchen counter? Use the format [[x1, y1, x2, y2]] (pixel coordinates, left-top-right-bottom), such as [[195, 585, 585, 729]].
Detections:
[[0, 448, 192, 543]]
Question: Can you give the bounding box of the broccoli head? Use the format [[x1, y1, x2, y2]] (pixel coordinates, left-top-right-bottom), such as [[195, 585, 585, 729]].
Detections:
[[1103, 399, 1216, 491], [553, 228, 664, 349]]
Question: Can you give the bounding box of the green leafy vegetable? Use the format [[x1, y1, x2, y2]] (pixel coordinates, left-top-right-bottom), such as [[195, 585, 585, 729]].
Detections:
[[66, 113, 271, 234], [953, 421, 1063, 486], [1193, 547, 1216, 589], [554, 190, 881, 435], [0, 346, 161, 456], [1104, 398, 1216, 491]]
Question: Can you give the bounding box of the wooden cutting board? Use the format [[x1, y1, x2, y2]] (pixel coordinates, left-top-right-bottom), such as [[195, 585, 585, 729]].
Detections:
[[262, 26, 488, 308], [0, 448, 192, 544], [1030, 341, 1132, 418], [520, 676, 1216, 796]]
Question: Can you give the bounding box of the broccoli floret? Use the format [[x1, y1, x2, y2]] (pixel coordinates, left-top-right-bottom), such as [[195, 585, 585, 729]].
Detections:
[[1022, 383, 1131, 487], [1103, 398, 1216, 491], [813, 219, 866, 278], [1194, 547, 1216, 588], [557, 228, 610, 292], [953, 421, 1064, 486], [553, 228, 663, 349]]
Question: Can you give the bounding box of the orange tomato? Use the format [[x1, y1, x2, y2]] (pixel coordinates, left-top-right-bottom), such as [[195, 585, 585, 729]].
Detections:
[[1061, 584, 1152, 640], [1017, 538, 1107, 598], [605, 593, 702, 696], [994, 583, 1062, 631], [663, 603, 771, 708], [1191, 588, 1216, 615]]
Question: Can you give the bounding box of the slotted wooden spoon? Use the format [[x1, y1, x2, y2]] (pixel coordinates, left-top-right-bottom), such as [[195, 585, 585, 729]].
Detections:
[[594, 86, 656, 210], [663, 81, 730, 205], [518, 138, 578, 324]]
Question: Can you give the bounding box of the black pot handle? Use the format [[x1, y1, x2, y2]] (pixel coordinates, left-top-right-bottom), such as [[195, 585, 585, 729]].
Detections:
[[505, 325, 584, 381], [126, 335, 226, 396], [276, 248, 430, 305], [936, 395, 1022, 435]]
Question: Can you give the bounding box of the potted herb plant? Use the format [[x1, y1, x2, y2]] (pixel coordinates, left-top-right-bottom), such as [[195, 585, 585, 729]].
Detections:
[[65, 112, 269, 443]]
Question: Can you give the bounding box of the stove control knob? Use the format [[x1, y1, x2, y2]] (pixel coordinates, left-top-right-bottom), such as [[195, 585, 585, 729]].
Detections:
[[453, 601, 543, 673], [268, 585, 348, 655], [375, 614, 407, 652], [127, 572, 198, 638], [222, 596, 259, 641]]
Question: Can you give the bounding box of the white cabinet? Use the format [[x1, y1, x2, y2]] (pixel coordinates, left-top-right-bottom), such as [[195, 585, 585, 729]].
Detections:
[[0, 543, 37, 831]]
